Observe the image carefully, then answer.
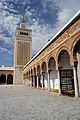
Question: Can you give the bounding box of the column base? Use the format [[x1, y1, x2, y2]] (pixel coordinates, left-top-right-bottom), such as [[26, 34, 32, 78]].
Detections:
[[75, 96, 79, 98], [37, 85, 39, 89], [58, 93, 62, 96], [41, 87, 44, 90], [75, 93, 79, 98], [48, 88, 51, 92], [33, 86, 36, 88]]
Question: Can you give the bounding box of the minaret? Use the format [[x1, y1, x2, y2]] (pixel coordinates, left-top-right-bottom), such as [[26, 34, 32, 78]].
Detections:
[[14, 17, 32, 84]]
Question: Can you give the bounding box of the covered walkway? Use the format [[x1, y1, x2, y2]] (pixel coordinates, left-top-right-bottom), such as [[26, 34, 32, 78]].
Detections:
[[23, 11, 80, 97]]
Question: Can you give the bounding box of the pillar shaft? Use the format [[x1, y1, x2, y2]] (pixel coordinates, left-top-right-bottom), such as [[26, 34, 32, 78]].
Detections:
[[37, 75, 39, 88], [73, 67, 79, 97], [41, 73, 44, 90], [32, 75, 35, 87], [48, 71, 50, 91], [58, 70, 61, 95], [34, 75, 36, 88], [30, 76, 32, 87], [31, 76, 32, 87], [6, 76, 7, 85]]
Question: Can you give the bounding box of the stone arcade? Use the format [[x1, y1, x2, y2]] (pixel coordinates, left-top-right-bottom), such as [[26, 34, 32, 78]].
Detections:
[[0, 65, 14, 85], [0, 11, 80, 98], [22, 11, 80, 97]]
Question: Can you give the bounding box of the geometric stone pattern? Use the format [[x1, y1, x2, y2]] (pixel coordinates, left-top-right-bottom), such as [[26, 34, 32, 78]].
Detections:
[[17, 41, 30, 65]]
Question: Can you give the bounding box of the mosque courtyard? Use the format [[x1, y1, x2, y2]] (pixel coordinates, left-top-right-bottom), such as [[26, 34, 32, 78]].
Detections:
[[0, 85, 80, 120]]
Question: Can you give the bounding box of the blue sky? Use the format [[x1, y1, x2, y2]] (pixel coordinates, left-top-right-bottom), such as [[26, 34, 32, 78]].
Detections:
[[0, 0, 80, 67]]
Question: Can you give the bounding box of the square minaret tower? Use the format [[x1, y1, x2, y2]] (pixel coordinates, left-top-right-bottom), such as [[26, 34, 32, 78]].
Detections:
[[14, 17, 32, 84]]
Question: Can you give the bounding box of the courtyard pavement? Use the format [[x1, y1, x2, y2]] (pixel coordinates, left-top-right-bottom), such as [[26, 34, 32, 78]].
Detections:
[[0, 85, 80, 120]]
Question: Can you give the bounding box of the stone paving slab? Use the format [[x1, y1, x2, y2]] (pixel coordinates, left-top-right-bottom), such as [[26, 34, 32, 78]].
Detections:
[[0, 85, 80, 120]]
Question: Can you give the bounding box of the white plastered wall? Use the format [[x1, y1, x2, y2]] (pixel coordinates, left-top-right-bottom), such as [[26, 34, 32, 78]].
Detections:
[[50, 71, 58, 89], [50, 59, 58, 89], [44, 73, 48, 88]]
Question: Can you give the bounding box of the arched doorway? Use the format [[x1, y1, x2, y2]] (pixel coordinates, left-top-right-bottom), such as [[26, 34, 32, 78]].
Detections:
[[0, 74, 6, 84], [48, 57, 58, 90], [42, 62, 48, 88], [7, 74, 13, 84], [58, 50, 74, 96]]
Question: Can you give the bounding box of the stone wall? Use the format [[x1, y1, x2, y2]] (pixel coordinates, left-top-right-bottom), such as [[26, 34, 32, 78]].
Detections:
[[14, 67, 23, 84]]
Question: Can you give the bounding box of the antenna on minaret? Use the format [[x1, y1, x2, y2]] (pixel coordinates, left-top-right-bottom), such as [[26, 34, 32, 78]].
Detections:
[[20, 16, 26, 28]]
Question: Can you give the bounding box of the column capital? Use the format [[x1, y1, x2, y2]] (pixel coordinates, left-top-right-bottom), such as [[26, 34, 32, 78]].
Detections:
[[6, 76, 7, 79], [58, 66, 63, 71], [36, 73, 39, 76], [40, 71, 43, 75], [33, 72, 35, 76], [47, 70, 49, 73], [37, 71, 40, 76], [72, 61, 78, 68]]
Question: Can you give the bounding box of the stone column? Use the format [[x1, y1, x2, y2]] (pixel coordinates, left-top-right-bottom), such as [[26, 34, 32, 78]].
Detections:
[[31, 76, 32, 87], [48, 71, 50, 91], [73, 62, 79, 97], [41, 73, 44, 90], [37, 74, 39, 88], [30, 76, 31, 87], [6, 76, 7, 85], [58, 68, 61, 95], [32, 75, 34, 87], [31, 75, 33, 87], [33, 75, 35, 88]]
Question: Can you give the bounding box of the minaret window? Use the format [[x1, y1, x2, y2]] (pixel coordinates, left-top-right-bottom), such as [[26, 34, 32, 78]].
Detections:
[[20, 32, 28, 36]]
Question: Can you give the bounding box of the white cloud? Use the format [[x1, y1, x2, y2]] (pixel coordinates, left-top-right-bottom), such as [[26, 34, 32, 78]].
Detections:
[[0, 0, 80, 58], [0, 34, 13, 45], [0, 1, 20, 46], [29, 0, 80, 55], [25, 5, 54, 54], [29, 19, 55, 55], [42, 0, 80, 25], [0, 47, 13, 55]]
